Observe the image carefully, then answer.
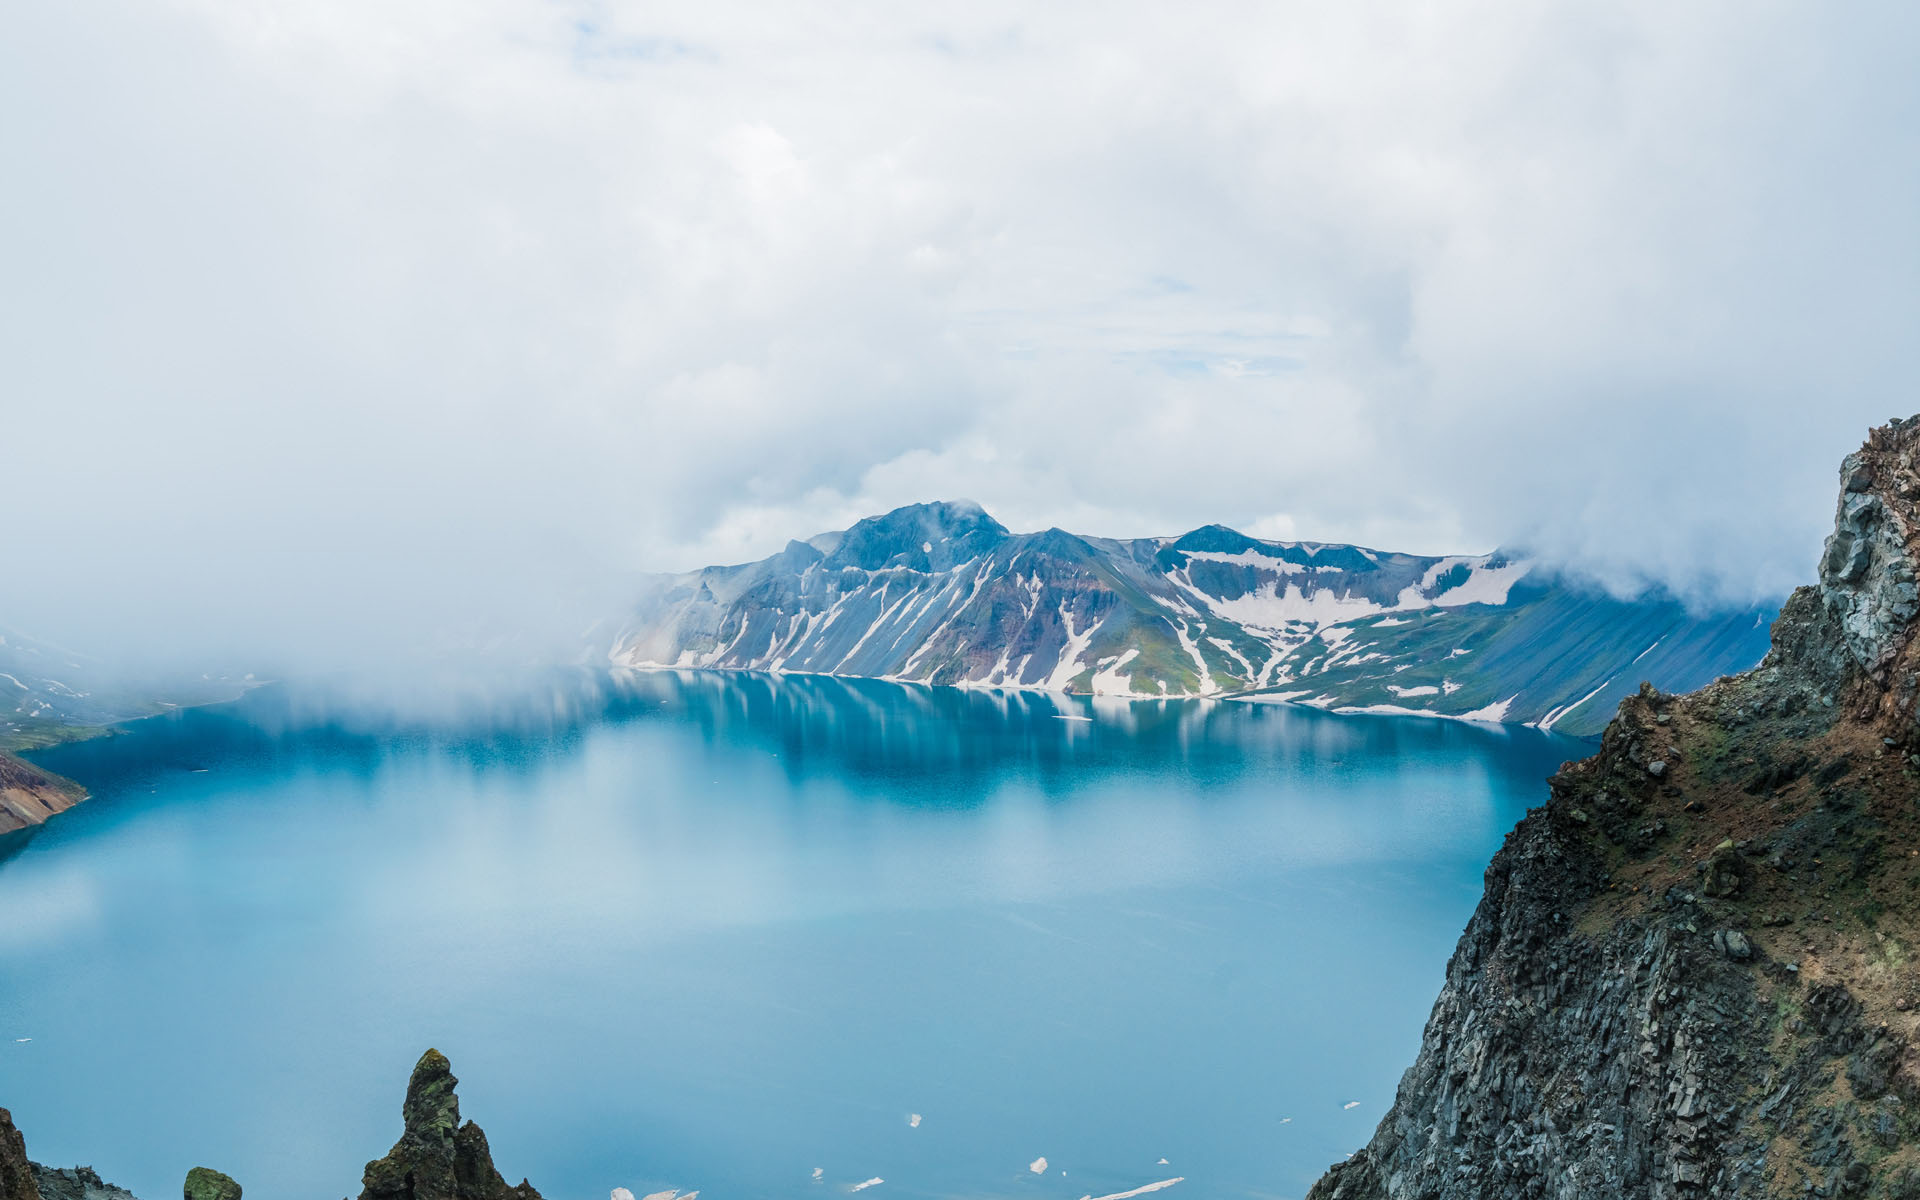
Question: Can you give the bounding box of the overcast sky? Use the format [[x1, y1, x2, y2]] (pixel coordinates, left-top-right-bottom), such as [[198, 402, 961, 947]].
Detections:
[[6, 0, 1918, 670]]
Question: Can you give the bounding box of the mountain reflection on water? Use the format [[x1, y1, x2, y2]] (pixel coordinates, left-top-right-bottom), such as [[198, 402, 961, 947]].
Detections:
[[4, 670, 1583, 1200]]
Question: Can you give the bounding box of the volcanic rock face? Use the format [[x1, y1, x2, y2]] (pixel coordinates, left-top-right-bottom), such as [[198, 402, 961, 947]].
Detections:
[[360, 1050, 542, 1200], [1309, 416, 1920, 1199]]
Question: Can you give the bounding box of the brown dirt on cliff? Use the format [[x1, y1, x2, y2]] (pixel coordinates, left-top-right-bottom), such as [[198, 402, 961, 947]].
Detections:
[[1551, 679, 1920, 1194], [0, 752, 85, 836]]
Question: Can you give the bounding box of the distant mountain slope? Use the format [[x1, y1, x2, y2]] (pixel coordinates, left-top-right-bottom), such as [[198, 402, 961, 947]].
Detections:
[[0, 626, 260, 836], [610, 502, 1777, 737], [0, 626, 248, 751]]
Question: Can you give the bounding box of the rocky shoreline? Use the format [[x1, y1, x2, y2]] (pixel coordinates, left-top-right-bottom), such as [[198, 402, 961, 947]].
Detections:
[[1309, 416, 1920, 1199]]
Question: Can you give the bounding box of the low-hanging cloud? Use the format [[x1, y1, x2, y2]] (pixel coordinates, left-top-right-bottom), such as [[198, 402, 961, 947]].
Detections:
[[4, 0, 1916, 678]]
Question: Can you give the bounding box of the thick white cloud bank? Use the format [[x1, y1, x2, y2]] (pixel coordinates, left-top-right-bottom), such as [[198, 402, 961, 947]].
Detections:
[[4, 0, 1916, 673]]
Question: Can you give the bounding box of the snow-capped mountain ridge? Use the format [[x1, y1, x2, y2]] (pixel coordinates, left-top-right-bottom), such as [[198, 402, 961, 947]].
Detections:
[[611, 502, 1777, 737]]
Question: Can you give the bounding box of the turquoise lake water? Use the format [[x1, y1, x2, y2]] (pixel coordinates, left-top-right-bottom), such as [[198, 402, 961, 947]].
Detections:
[[0, 672, 1583, 1200]]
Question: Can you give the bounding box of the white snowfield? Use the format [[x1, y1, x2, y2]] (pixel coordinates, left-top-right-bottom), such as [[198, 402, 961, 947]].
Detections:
[[1408, 556, 1533, 608], [1185, 575, 1393, 632]]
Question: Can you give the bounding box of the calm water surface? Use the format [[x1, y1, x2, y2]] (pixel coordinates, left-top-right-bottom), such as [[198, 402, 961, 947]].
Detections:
[[0, 672, 1584, 1200]]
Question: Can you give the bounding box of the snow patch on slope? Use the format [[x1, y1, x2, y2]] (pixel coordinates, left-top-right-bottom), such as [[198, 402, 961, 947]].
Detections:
[[1180, 549, 1307, 573], [1532, 677, 1616, 732], [1182, 580, 1388, 631], [1045, 605, 1102, 690], [1172, 620, 1217, 695], [1092, 648, 1140, 694]]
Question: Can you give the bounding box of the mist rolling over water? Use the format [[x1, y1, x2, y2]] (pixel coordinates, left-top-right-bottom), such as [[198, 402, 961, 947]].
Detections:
[[8, 2, 1919, 698]]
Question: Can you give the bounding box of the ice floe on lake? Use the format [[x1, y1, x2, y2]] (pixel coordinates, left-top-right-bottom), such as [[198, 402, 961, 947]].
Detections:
[[1077, 1178, 1183, 1200]]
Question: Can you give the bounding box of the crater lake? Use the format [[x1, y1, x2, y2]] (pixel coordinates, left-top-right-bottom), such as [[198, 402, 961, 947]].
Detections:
[[0, 671, 1583, 1200]]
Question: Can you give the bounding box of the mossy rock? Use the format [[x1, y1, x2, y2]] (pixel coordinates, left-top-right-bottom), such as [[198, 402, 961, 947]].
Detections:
[[184, 1167, 241, 1200], [401, 1048, 461, 1136]]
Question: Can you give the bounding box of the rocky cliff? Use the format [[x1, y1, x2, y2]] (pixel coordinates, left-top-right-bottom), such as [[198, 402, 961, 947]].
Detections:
[[1308, 416, 1920, 1199], [612, 501, 1775, 736]]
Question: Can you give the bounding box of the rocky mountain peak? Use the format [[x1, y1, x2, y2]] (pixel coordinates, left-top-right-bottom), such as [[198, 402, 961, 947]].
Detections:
[[825, 500, 1010, 572]]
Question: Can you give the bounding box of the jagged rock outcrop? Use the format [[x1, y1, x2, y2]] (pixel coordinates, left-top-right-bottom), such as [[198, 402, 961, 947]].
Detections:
[[1309, 416, 1920, 1199], [2, 1107, 139, 1200], [31, 1167, 139, 1200], [3, 1052, 532, 1200], [359, 1050, 541, 1200]]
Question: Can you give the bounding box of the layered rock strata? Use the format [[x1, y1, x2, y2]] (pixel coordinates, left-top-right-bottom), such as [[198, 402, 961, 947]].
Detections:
[[0, 753, 83, 836]]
